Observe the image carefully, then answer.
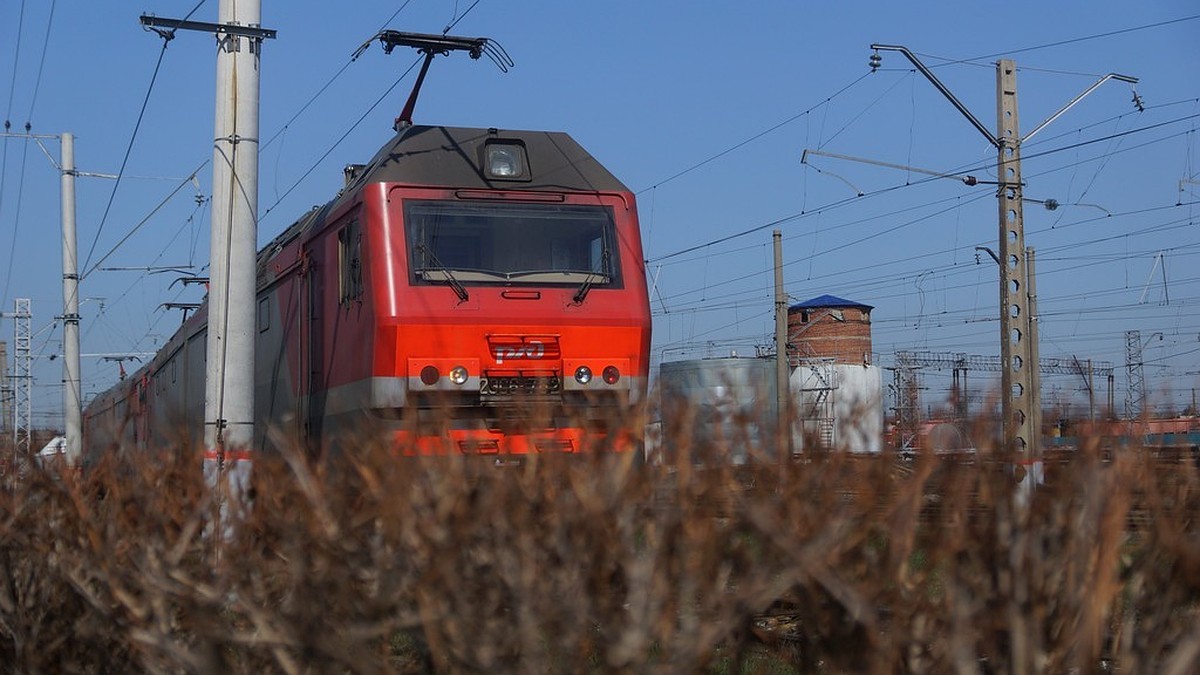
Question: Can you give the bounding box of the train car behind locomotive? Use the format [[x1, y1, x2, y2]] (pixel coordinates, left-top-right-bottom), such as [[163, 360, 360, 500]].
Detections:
[[83, 124, 651, 459]]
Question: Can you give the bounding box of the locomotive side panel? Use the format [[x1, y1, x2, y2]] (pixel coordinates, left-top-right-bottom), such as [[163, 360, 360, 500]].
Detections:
[[255, 271, 307, 451], [294, 206, 379, 445]]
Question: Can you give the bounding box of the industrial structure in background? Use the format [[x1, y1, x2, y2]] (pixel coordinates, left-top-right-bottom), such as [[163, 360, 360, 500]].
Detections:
[[788, 295, 883, 454], [1125, 329, 1162, 419], [0, 341, 9, 439], [657, 357, 778, 464], [655, 293, 885, 460], [890, 350, 1115, 452], [1, 300, 32, 456]]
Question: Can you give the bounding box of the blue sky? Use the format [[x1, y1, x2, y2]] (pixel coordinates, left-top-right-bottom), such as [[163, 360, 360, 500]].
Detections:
[[2, 0, 1198, 427]]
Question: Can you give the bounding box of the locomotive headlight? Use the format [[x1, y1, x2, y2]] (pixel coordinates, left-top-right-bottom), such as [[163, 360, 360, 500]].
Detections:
[[574, 365, 593, 385], [483, 141, 529, 180], [449, 366, 469, 385]]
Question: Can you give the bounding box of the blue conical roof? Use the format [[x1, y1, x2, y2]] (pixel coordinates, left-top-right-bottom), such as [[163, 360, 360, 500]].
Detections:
[[789, 294, 873, 311]]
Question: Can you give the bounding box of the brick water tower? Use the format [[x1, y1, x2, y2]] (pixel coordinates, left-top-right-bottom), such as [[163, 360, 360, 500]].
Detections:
[[788, 294, 873, 366], [787, 294, 882, 452]]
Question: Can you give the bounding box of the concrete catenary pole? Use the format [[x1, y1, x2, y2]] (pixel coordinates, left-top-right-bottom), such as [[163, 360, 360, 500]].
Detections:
[[996, 60, 1034, 456], [205, 0, 263, 472], [869, 45, 1136, 457], [1025, 246, 1041, 457], [60, 132, 82, 463], [773, 230, 791, 458]]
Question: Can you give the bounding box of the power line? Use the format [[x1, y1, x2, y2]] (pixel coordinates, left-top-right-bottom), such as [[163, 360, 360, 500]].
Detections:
[[654, 201, 1200, 353], [3, 0, 25, 126], [444, 0, 485, 34], [23, 0, 56, 124], [636, 72, 871, 195], [82, 165, 207, 280], [80, 0, 209, 276], [261, 0, 418, 156], [0, 132, 32, 312], [259, 56, 422, 224], [79, 36, 173, 275], [934, 13, 1200, 65], [647, 110, 1200, 266]]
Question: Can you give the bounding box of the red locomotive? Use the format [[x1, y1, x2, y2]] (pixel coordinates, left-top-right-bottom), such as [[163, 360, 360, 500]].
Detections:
[[83, 123, 651, 458]]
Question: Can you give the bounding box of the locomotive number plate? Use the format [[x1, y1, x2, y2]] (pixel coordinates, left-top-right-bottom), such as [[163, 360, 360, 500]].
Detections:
[[480, 375, 562, 397]]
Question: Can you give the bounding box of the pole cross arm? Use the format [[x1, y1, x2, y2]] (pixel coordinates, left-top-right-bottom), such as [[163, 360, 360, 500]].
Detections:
[[161, 302, 202, 321], [161, 302, 202, 311], [1023, 72, 1140, 143], [139, 15, 277, 41], [870, 44, 999, 148]]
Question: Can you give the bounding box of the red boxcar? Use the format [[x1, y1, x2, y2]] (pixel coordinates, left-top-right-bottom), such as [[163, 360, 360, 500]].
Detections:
[[83, 125, 651, 458]]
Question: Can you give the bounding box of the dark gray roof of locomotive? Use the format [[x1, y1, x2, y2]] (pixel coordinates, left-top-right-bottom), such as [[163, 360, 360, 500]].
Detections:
[[257, 125, 630, 278], [350, 125, 630, 193]]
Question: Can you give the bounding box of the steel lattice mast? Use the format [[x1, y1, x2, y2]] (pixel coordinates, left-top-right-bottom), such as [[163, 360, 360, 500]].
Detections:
[[12, 300, 32, 457]]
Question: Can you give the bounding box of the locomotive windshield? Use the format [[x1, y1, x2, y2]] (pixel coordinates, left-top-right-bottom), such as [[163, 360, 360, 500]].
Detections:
[[406, 200, 622, 288]]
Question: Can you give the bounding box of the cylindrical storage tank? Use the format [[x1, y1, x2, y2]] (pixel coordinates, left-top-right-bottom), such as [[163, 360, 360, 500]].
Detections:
[[657, 357, 778, 464], [788, 294, 874, 366], [788, 295, 883, 453]]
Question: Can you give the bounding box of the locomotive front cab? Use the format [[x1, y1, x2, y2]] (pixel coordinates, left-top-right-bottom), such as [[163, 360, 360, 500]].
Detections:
[[346, 126, 651, 455], [385, 190, 648, 454]]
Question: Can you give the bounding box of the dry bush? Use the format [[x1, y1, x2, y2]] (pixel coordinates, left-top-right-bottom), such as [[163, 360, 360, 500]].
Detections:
[[1, 411, 1199, 674]]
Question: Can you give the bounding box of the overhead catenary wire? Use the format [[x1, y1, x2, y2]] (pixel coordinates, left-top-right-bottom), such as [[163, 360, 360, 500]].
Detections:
[[443, 0, 484, 34], [653, 142, 1199, 324], [647, 109, 1200, 267], [636, 71, 872, 196], [0, 131, 33, 312], [78, 0, 210, 279], [79, 24, 178, 276], [657, 199, 1200, 367], [69, 4, 453, 402], [23, 0, 57, 124], [962, 13, 1200, 64], [81, 164, 208, 280], [259, 55, 423, 224], [80, 2, 420, 340], [660, 100, 1196, 271]]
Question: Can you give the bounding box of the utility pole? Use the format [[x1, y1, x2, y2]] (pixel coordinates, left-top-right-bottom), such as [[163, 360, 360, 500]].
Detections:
[[206, 0, 263, 467], [869, 45, 1138, 455], [994, 59, 1035, 455], [1026, 247, 1041, 457], [773, 230, 790, 458], [60, 133, 82, 463], [142, 6, 275, 476], [1, 131, 83, 464]]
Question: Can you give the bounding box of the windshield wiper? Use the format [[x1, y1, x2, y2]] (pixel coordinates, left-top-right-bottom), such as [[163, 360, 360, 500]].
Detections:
[[415, 243, 469, 303], [572, 249, 611, 305]]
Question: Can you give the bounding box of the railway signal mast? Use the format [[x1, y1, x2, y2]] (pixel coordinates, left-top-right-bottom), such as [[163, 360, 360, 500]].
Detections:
[[868, 45, 1137, 456]]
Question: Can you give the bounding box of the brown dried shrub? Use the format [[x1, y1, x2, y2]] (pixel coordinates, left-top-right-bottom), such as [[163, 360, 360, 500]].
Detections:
[[0, 411, 1198, 674]]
